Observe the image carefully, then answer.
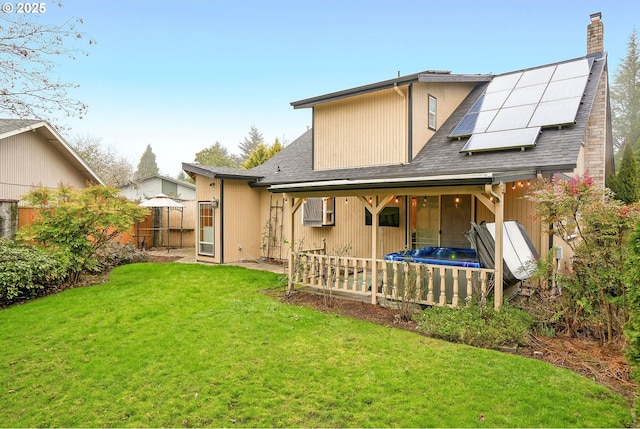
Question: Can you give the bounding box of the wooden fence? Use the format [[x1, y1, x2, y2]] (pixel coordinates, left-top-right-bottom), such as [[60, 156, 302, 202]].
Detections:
[[292, 252, 494, 307], [17, 201, 197, 249]]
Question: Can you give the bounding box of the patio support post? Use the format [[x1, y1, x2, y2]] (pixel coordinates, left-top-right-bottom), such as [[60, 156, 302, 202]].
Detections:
[[362, 195, 395, 305], [490, 183, 505, 311], [287, 196, 304, 293], [371, 197, 379, 305]]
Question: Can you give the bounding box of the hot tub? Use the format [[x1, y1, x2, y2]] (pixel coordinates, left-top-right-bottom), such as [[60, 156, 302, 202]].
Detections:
[[384, 247, 483, 268]]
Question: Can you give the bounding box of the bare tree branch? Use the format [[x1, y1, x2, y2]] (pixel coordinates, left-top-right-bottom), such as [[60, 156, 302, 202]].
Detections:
[[0, 6, 94, 120]]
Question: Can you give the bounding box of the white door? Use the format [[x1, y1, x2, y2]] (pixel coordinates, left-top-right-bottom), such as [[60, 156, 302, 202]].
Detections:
[[198, 201, 214, 256]]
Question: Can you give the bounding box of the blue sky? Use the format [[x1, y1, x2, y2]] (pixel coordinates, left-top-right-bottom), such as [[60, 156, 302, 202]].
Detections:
[[26, 0, 640, 176]]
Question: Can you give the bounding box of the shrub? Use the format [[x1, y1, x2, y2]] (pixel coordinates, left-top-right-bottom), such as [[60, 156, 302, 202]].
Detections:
[[18, 184, 148, 283], [0, 238, 68, 305], [93, 242, 148, 273], [526, 172, 640, 341], [413, 304, 533, 349], [625, 223, 640, 389]]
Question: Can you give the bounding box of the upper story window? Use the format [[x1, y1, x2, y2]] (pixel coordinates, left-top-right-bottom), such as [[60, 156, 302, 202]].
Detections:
[[428, 94, 437, 130], [302, 197, 335, 227]]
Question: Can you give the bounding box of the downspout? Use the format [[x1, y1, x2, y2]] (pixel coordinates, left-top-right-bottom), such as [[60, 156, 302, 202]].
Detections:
[[486, 183, 505, 311], [311, 108, 315, 169], [220, 179, 224, 264], [408, 84, 413, 161]]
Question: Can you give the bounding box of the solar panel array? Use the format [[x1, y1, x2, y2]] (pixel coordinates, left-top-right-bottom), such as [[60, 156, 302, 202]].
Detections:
[[449, 58, 593, 153]]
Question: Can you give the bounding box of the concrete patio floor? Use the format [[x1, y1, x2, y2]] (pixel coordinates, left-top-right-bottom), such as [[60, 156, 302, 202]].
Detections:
[[145, 247, 287, 274]]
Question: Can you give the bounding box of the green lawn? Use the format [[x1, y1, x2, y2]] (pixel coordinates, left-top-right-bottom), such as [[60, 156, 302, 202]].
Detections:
[[0, 263, 632, 428]]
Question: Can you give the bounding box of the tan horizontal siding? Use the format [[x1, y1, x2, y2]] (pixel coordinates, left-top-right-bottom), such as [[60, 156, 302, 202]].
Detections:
[[314, 87, 407, 169], [1, 132, 88, 202], [411, 82, 475, 159], [221, 179, 262, 263], [292, 196, 406, 259]]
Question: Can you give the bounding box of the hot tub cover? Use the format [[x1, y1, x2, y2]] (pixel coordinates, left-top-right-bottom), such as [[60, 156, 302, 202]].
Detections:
[[465, 221, 538, 288], [385, 247, 482, 268]]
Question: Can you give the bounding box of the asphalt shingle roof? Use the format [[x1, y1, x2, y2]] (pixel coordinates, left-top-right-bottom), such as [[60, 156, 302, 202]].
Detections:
[[183, 52, 608, 190], [0, 119, 43, 136]]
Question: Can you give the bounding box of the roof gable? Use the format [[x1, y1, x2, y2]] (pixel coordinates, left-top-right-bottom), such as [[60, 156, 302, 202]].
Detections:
[[0, 119, 104, 186], [254, 53, 609, 191], [184, 51, 610, 193]]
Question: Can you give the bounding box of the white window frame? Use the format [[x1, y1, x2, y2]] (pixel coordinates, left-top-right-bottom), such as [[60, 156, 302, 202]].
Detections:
[[198, 201, 215, 256], [428, 94, 437, 130]]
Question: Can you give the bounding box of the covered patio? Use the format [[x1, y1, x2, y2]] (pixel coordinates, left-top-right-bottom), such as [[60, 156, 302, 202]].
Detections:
[[274, 176, 511, 310]]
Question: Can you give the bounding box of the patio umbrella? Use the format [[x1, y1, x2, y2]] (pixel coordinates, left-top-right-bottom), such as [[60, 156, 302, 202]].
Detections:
[[139, 194, 184, 251]]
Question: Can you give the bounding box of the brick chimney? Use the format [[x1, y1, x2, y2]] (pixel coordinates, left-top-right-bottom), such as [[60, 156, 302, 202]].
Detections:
[[587, 12, 603, 54]]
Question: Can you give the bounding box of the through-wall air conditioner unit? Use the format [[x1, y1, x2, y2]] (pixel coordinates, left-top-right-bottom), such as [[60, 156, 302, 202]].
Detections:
[[301, 197, 335, 227]]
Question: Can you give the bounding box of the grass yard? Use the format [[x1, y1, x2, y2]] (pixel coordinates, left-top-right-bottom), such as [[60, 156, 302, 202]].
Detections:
[[0, 263, 632, 428]]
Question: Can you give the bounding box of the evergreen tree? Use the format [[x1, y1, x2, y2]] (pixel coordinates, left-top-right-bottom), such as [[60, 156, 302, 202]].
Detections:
[[243, 138, 283, 169], [135, 144, 159, 179], [176, 170, 194, 184], [611, 140, 639, 204], [243, 143, 270, 169], [238, 125, 264, 162], [269, 138, 283, 157], [611, 28, 640, 161], [194, 142, 240, 168]]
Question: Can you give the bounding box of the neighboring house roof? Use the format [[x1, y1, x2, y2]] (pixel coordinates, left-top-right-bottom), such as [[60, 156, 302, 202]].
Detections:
[[0, 119, 104, 186], [120, 174, 196, 202], [133, 174, 196, 190], [183, 52, 610, 192]]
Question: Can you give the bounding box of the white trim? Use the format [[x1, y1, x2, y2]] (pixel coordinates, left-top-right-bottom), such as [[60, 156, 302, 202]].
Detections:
[[269, 172, 497, 191]]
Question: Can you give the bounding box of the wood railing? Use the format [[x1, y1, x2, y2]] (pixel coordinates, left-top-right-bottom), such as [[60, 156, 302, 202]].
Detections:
[[291, 252, 495, 307]]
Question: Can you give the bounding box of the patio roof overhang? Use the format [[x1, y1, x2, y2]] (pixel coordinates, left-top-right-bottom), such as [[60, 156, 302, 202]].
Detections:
[[268, 170, 538, 195]]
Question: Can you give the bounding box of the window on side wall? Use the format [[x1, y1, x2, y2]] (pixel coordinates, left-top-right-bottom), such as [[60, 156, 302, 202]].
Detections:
[[428, 94, 437, 131], [302, 197, 335, 227]]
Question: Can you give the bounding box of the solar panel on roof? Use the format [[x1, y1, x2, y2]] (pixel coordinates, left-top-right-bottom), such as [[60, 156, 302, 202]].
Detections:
[[448, 57, 592, 152], [517, 66, 556, 87], [449, 110, 498, 137], [478, 90, 511, 111], [486, 72, 522, 93], [541, 75, 589, 102], [468, 94, 485, 113], [460, 127, 540, 153], [529, 97, 582, 127], [551, 57, 592, 81], [502, 83, 546, 108], [486, 104, 537, 132]]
